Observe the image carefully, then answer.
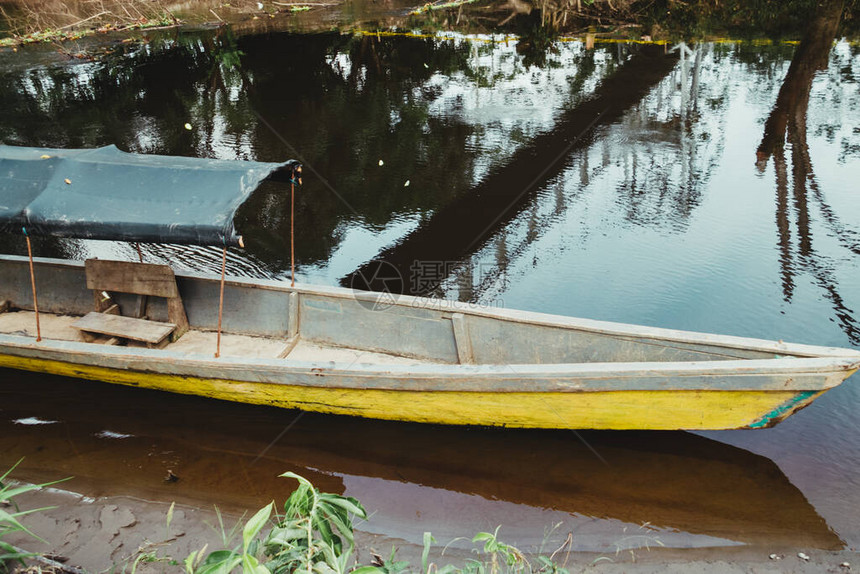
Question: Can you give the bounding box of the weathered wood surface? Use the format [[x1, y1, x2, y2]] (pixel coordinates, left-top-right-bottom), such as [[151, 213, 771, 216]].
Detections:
[[85, 258, 188, 339], [85, 259, 179, 298], [72, 312, 175, 345], [451, 313, 474, 365], [278, 335, 300, 358]]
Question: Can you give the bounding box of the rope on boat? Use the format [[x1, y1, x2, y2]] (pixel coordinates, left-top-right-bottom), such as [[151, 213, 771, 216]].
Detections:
[[23, 227, 41, 342]]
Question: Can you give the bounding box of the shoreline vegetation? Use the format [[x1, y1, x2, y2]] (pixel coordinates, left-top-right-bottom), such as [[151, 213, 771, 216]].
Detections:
[[0, 466, 594, 574], [0, 0, 180, 47], [0, 0, 858, 51], [2, 466, 858, 574]]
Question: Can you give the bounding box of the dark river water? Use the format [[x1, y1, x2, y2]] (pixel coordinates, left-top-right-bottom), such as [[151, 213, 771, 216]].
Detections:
[[1, 8, 859, 555]]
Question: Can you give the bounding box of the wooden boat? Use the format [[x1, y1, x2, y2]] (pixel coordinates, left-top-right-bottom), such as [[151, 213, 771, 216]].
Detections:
[[0, 144, 858, 430]]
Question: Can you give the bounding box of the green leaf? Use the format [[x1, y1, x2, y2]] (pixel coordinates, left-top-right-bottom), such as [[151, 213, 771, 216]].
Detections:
[[0, 538, 33, 564], [318, 495, 367, 519], [242, 553, 271, 574], [197, 550, 242, 574], [167, 501, 176, 532], [313, 513, 336, 546], [0, 458, 23, 483], [422, 532, 435, 573], [0, 483, 51, 501], [279, 472, 313, 489], [184, 549, 200, 574], [244, 502, 274, 553], [0, 507, 44, 541], [350, 567, 385, 574], [267, 526, 307, 544]]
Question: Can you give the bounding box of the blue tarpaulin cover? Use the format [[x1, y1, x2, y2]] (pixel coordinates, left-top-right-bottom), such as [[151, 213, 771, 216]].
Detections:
[[0, 144, 297, 246]]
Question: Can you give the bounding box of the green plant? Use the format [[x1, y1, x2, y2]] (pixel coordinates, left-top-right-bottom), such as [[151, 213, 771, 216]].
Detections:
[[264, 472, 367, 574], [0, 459, 67, 573], [188, 472, 368, 574], [472, 528, 526, 574], [187, 501, 274, 574], [187, 473, 576, 574]]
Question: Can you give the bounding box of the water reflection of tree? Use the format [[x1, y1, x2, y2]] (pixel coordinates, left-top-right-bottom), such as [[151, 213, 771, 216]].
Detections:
[[2, 29, 616, 277], [345, 45, 680, 294], [755, 0, 860, 344], [445, 43, 732, 302], [0, 32, 500, 271]]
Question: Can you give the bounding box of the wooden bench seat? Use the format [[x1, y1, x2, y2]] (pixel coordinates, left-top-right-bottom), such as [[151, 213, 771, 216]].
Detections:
[[73, 312, 176, 348], [73, 259, 190, 347], [72, 311, 176, 345]]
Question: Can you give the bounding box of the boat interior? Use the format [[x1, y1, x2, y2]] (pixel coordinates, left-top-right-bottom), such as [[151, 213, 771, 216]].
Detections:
[[0, 255, 804, 366]]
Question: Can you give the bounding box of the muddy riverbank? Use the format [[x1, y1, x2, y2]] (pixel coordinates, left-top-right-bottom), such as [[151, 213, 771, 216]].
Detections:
[[6, 484, 858, 573]]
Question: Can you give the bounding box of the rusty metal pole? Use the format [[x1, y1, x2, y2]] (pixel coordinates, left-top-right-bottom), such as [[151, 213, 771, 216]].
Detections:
[[24, 230, 41, 342], [290, 165, 302, 288], [215, 246, 226, 358], [291, 175, 295, 288], [135, 243, 143, 263]]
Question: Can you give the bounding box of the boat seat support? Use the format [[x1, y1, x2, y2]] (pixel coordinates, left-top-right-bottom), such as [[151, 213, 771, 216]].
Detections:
[[83, 259, 189, 342], [451, 313, 475, 365], [73, 312, 175, 348]]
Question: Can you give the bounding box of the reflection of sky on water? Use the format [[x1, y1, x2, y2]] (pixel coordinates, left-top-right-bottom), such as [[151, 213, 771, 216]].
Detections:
[[444, 41, 860, 348]]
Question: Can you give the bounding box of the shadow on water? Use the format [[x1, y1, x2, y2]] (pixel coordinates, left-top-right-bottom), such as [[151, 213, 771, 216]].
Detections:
[[0, 370, 842, 551]]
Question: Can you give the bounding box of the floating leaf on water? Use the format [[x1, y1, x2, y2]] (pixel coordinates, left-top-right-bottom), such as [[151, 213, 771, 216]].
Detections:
[[378, 159, 384, 166], [40, 154, 51, 159], [404, 180, 410, 187], [184, 123, 192, 130], [64, 178, 71, 185]]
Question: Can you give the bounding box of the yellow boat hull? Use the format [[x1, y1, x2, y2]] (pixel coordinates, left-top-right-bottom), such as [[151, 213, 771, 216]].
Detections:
[[0, 353, 825, 430]]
